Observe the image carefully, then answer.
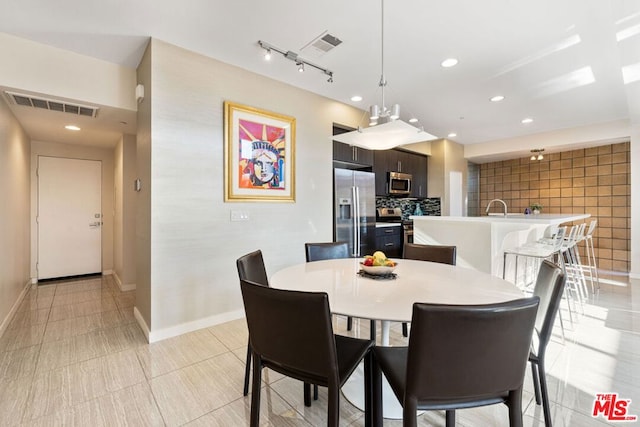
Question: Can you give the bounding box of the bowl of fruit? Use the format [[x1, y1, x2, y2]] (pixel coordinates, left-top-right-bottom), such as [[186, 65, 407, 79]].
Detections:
[[360, 251, 397, 275]]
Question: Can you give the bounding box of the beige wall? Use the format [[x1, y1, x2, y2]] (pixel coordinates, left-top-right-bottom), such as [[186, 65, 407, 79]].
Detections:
[[30, 141, 115, 279], [114, 134, 137, 290], [138, 39, 365, 341], [428, 138, 467, 216], [0, 97, 31, 333], [480, 142, 631, 273]]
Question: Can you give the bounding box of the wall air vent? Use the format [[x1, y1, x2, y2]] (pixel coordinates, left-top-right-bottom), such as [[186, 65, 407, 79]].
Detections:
[[4, 91, 99, 118]]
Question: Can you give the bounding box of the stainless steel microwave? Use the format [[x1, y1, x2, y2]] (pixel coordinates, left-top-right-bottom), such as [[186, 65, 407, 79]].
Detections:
[[388, 171, 412, 195]]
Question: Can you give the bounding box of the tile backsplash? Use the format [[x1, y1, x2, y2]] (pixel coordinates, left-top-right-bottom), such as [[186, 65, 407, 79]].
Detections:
[[376, 197, 441, 220]]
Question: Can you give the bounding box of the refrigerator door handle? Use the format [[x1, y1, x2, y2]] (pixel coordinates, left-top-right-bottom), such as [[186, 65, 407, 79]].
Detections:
[[354, 186, 361, 257]]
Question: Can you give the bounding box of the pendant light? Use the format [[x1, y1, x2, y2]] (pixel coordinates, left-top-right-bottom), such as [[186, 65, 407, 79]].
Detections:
[[333, 0, 437, 150]]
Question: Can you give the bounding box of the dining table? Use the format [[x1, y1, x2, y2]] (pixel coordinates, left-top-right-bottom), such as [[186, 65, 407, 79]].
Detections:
[[270, 257, 524, 419]]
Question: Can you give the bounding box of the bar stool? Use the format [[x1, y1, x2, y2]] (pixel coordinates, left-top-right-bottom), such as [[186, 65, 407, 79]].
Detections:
[[562, 223, 588, 311], [504, 227, 569, 339], [581, 220, 599, 293]]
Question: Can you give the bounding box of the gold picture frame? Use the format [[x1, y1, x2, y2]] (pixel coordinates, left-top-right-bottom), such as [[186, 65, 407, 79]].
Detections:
[[224, 101, 296, 202]]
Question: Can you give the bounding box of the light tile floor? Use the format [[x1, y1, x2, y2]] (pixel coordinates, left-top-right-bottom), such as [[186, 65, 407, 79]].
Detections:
[[0, 274, 638, 426]]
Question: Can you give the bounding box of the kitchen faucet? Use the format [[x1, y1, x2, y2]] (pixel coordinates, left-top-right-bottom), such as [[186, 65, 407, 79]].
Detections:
[[485, 199, 508, 216]]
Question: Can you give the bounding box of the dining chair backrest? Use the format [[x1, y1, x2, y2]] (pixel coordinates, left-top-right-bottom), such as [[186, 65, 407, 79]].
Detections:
[[236, 250, 269, 286], [405, 297, 539, 404], [532, 260, 566, 355], [240, 279, 338, 383], [403, 243, 457, 265], [305, 242, 350, 262]]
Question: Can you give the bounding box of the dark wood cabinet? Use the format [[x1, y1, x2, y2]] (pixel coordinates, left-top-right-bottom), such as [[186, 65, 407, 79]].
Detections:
[[332, 141, 374, 167], [373, 148, 428, 196], [373, 150, 390, 195], [375, 225, 402, 257]]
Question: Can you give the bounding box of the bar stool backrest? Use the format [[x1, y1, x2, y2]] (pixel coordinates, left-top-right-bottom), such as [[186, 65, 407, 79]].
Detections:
[[586, 220, 597, 237]]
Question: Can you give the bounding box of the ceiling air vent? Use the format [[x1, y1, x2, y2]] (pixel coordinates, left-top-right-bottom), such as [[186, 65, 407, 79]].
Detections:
[[4, 91, 99, 118], [301, 31, 343, 57]]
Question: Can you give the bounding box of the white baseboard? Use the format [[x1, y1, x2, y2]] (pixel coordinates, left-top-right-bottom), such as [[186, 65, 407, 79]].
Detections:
[[630, 272, 640, 280], [112, 272, 136, 292], [0, 279, 32, 338], [147, 309, 245, 343], [102, 269, 114, 275], [133, 306, 150, 343]]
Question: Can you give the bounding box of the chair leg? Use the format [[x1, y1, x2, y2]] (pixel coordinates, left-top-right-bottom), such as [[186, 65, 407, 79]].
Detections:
[[531, 361, 541, 405], [304, 383, 311, 407], [402, 322, 408, 337], [364, 351, 373, 427], [314, 384, 318, 400], [250, 353, 262, 427], [327, 381, 340, 427], [538, 361, 553, 427], [508, 388, 524, 427], [445, 410, 455, 427], [243, 340, 252, 396], [372, 353, 383, 427], [403, 403, 418, 427], [347, 316, 353, 331]]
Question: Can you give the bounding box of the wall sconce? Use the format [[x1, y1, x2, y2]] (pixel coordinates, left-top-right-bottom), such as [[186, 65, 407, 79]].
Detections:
[[530, 148, 544, 161]]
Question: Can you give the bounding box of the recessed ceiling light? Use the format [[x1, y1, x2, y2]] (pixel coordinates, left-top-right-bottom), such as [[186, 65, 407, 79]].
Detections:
[[351, 95, 363, 102], [65, 125, 81, 131], [521, 118, 533, 124], [441, 58, 458, 68], [448, 133, 457, 138], [490, 95, 505, 102], [409, 117, 418, 123]]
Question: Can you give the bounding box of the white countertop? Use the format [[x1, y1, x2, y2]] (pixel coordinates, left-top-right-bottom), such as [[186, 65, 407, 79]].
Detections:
[[411, 213, 590, 225]]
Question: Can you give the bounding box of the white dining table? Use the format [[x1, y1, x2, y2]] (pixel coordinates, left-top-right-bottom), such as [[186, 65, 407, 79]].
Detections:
[[270, 257, 524, 419]]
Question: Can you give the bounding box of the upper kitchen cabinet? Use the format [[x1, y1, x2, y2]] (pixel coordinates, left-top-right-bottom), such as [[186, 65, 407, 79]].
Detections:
[[373, 148, 428, 197], [332, 141, 374, 168], [332, 124, 374, 169]]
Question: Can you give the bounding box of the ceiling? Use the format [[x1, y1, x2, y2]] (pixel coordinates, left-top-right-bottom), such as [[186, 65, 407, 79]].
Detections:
[[1, 0, 639, 152]]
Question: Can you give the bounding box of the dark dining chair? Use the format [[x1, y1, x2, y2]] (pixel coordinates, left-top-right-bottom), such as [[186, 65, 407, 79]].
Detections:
[[240, 279, 375, 427], [237, 250, 320, 404], [400, 242, 457, 336], [236, 250, 269, 397], [403, 242, 457, 265], [304, 242, 358, 332], [372, 297, 540, 427], [529, 260, 566, 427]]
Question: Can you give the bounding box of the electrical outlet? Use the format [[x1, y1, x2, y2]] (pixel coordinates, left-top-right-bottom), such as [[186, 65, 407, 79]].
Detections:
[[230, 210, 250, 221]]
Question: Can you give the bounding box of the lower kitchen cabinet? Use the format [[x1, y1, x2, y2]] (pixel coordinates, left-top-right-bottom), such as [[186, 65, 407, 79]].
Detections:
[[375, 226, 402, 258]]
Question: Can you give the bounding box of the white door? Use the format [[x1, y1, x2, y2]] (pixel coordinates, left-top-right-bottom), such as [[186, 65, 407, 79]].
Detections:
[[37, 156, 102, 279]]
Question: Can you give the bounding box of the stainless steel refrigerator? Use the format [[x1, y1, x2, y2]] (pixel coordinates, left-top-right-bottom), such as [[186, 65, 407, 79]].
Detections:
[[334, 168, 376, 257]]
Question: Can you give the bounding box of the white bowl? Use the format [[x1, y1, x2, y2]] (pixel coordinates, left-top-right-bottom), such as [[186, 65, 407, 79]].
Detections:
[[360, 263, 397, 275]]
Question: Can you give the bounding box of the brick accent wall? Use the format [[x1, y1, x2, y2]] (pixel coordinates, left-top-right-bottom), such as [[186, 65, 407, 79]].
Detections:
[[479, 142, 630, 273]]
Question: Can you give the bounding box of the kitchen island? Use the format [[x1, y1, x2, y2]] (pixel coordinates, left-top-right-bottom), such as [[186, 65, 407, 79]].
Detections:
[[411, 213, 590, 277]]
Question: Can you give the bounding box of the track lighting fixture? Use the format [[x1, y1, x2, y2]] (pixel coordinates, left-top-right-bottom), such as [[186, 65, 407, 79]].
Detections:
[[530, 148, 544, 161], [257, 40, 334, 83]]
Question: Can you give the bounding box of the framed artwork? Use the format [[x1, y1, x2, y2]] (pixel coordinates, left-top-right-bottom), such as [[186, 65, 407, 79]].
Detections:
[[224, 101, 296, 202]]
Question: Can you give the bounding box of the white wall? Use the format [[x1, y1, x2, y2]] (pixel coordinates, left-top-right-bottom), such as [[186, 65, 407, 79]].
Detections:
[[30, 141, 115, 280], [114, 134, 137, 290], [138, 39, 365, 341], [631, 125, 640, 278], [0, 97, 31, 334], [0, 32, 137, 111]]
